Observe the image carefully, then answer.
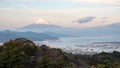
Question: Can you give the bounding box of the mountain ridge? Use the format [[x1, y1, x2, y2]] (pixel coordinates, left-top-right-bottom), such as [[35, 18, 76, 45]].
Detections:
[[16, 23, 63, 32], [0, 30, 58, 42]]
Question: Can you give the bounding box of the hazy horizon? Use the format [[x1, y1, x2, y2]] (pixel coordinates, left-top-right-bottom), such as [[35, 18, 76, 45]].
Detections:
[[0, 0, 120, 30]]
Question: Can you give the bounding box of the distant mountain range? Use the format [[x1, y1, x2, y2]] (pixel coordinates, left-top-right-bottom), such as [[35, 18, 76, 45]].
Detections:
[[0, 31, 19, 42], [0, 23, 120, 42], [16, 23, 64, 32], [0, 30, 58, 42], [1, 22, 119, 42], [16, 22, 120, 37], [0, 29, 74, 42]]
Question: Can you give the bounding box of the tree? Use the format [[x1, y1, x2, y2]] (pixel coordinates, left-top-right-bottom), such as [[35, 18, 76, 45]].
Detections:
[[0, 38, 37, 68]]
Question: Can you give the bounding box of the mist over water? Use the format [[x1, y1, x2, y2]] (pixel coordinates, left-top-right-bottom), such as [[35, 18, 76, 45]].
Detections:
[[36, 36, 120, 46], [34, 36, 120, 54]]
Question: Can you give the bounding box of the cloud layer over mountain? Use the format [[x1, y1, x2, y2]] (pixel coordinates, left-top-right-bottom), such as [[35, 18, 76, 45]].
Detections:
[[0, 0, 119, 29]]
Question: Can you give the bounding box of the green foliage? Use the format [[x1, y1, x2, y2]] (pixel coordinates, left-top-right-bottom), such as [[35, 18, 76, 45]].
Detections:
[[37, 46, 70, 68], [38, 57, 69, 68], [96, 64, 105, 68], [0, 38, 120, 68], [0, 38, 37, 68], [77, 51, 120, 68]]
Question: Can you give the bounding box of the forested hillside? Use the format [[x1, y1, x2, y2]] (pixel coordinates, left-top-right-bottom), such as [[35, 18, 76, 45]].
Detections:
[[0, 38, 120, 68]]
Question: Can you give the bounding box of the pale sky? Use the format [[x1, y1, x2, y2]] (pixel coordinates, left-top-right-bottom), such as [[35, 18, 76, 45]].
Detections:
[[0, 0, 120, 30]]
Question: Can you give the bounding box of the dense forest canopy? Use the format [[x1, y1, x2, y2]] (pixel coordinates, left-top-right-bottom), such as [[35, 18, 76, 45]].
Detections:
[[0, 38, 120, 68]]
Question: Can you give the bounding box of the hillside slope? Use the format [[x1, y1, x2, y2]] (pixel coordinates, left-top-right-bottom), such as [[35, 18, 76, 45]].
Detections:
[[0, 38, 120, 68]]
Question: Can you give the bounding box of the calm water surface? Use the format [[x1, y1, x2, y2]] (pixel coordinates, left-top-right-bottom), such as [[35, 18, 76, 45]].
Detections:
[[36, 36, 120, 47]]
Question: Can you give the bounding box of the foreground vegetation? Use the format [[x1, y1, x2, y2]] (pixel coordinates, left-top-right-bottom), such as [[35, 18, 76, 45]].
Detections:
[[0, 38, 120, 68]]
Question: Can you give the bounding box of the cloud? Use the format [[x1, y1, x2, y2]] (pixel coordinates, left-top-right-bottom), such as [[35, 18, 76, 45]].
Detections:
[[73, 16, 96, 23]]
